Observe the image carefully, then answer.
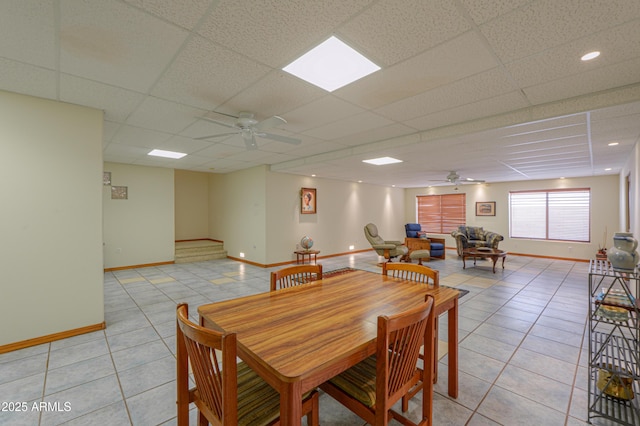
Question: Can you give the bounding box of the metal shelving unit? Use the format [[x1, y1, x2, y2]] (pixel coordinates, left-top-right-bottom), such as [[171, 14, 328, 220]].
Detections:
[[588, 260, 640, 425]]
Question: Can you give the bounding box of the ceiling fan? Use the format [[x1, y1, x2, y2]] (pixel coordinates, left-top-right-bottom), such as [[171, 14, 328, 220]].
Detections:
[[430, 171, 485, 187], [195, 111, 302, 150]]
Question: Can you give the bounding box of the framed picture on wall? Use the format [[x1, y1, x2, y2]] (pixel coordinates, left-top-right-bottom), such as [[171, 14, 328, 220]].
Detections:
[[476, 201, 495, 216], [301, 188, 317, 214]]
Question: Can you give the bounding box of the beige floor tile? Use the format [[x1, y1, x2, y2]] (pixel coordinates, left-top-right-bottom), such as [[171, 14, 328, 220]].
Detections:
[[118, 277, 147, 284]]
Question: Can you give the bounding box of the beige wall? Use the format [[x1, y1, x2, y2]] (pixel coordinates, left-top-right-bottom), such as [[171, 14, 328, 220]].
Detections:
[[206, 166, 405, 265], [404, 175, 619, 260], [208, 166, 268, 264], [0, 91, 103, 346], [103, 162, 174, 269], [265, 171, 406, 264], [109, 162, 624, 267], [620, 142, 640, 235], [174, 169, 209, 240]]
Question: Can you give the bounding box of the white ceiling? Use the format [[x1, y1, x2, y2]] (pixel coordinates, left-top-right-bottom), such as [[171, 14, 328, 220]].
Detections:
[[2, 0, 640, 187]]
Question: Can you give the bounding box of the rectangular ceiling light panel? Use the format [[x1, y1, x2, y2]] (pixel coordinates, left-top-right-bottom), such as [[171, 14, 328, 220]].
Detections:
[[362, 156, 403, 165], [283, 36, 380, 92], [148, 149, 187, 159]]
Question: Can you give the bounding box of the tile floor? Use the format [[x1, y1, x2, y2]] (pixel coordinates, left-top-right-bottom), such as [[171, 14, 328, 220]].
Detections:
[[0, 249, 613, 425]]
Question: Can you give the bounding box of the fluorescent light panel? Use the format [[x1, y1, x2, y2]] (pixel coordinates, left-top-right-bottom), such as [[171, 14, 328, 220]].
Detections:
[[148, 149, 187, 159], [362, 156, 403, 166], [283, 36, 380, 92]]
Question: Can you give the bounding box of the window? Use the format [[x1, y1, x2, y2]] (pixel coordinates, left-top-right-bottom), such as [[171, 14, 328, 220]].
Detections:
[[417, 194, 466, 234], [509, 189, 590, 242]]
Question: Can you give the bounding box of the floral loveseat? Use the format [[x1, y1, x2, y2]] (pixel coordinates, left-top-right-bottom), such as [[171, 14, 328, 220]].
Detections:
[[451, 226, 503, 256]]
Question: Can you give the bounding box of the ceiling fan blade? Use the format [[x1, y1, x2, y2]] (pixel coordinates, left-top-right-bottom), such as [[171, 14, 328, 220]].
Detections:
[[242, 130, 257, 150], [194, 132, 238, 140], [259, 132, 301, 145], [255, 115, 287, 130], [198, 116, 238, 129]]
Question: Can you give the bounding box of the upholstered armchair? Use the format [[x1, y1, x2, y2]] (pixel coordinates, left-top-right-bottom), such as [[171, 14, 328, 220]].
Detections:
[[451, 225, 503, 256], [364, 223, 408, 262]]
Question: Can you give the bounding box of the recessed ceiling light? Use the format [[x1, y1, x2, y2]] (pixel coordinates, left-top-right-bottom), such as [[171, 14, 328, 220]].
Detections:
[[581, 51, 600, 61], [362, 156, 403, 166], [608, 142, 619, 146], [605, 168, 612, 171], [283, 36, 380, 92], [148, 149, 187, 159]]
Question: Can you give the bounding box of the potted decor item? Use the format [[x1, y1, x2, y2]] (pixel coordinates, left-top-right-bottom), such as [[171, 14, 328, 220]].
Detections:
[[596, 228, 608, 260], [607, 232, 639, 272]]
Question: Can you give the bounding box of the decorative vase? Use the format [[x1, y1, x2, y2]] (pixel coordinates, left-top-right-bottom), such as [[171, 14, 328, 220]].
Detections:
[[607, 232, 639, 272]]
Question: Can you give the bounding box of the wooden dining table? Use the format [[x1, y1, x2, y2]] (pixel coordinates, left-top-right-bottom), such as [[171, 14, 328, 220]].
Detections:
[[179, 269, 459, 426]]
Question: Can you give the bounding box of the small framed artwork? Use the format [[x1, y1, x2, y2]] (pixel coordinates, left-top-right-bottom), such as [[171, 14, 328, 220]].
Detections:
[[476, 201, 496, 216], [301, 188, 317, 214], [111, 186, 128, 200]]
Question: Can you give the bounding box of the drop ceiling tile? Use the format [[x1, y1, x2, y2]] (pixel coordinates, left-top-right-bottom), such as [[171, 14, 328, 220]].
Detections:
[[591, 101, 640, 120], [126, 97, 206, 134], [279, 139, 348, 158], [224, 148, 275, 162], [193, 142, 244, 159], [377, 67, 518, 122], [340, 0, 471, 66], [505, 20, 640, 89], [160, 135, 217, 155], [0, 58, 57, 100], [59, 0, 189, 92], [303, 111, 394, 140], [123, 0, 215, 30], [218, 71, 325, 120], [197, 0, 373, 68], [523, 57, 640, 105], [333, 123, 417, 147], [335, 31, 500, 110], [405, 91, 529, 131], [60, 74, 146, 122], [0, 0, 56, 68], [103, 142, 151, 162], [197, 158, 250, 173], [283, 97, 366, 133], [152, 35, 271, 110], [479, 0, 640, 63], [103, 121, 121, 146], [112, 124, 172, 148], [132, 156, 175, 167], [459, 0, 531, 25]]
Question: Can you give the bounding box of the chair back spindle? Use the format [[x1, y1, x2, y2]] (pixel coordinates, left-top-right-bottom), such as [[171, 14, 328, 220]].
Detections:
[[382, 262, 439, 287], [270, 264, 323, 291]]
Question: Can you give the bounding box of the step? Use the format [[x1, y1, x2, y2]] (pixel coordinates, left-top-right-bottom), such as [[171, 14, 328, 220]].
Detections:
[[175, 240, 227, 263]]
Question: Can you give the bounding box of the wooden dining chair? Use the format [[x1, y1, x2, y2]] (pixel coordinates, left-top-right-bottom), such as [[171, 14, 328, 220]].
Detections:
[[176, 304, 319, 426], [270, 264, 323, 291], [382, 262, 439, 413], [382, 262, 439, 287], [319, 295, 436, 426]]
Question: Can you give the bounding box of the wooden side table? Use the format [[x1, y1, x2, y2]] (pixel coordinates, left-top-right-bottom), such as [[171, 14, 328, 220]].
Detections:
[[295, 249, 320, 264], [404, 237, 446, 260]]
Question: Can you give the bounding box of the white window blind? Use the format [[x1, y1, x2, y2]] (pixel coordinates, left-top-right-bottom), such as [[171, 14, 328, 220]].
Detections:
[[417, 194, 465, 234], [510, 189, 590, 242]]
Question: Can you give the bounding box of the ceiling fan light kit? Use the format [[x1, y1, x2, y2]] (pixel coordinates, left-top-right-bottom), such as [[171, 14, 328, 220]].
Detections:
[[197, 111, 302, 150], [427, 171, 486, 187]]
